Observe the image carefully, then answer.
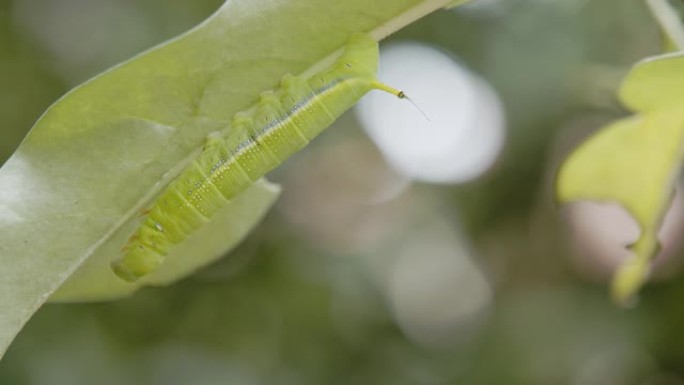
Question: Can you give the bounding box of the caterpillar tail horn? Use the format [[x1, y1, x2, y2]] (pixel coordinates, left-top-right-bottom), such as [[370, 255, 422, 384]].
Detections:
[[371, 81, 431, 121]]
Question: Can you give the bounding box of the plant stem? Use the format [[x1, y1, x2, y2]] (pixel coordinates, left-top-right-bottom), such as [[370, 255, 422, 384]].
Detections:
[[645, 0, 684, 50], [372, 0, 452, 39]]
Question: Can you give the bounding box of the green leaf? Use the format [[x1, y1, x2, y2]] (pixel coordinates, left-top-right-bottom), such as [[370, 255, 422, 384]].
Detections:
[[557, 53, 684, 305], [0, 0, 454, 360]]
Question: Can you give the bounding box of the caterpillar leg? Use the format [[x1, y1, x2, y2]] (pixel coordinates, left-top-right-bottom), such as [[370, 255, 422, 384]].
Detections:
[[111, 245, 164, 282]]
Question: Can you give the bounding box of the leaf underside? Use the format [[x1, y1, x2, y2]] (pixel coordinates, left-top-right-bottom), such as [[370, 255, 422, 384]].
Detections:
[[0, 0, 457, 360]]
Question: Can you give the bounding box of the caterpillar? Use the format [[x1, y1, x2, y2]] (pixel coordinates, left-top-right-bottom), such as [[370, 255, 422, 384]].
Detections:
[[111, 33, 407, 282]]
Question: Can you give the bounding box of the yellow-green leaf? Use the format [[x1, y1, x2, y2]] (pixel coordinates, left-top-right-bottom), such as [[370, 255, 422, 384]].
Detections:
[[620, 53, 684, 112], [557, 53, 684, 304]]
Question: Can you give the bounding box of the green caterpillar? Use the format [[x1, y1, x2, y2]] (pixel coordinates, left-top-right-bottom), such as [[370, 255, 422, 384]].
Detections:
[[112, 33, 406, 282]]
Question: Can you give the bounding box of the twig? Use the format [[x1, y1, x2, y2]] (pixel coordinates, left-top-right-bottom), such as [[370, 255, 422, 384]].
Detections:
[[645, 0, 684, 50]]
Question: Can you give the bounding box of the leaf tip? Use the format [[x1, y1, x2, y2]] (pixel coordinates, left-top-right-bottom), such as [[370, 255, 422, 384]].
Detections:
[[610, 257, 650, 307]]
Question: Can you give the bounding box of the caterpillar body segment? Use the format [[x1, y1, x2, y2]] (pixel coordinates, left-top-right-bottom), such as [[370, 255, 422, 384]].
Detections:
[[112, 33, 406, 282]]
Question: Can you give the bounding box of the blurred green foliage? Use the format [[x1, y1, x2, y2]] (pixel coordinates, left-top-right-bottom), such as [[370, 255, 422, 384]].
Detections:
[[2, 0, 684, 384]]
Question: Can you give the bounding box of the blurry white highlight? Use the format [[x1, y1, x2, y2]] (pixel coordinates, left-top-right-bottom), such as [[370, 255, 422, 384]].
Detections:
[[356, 42, 505, 184], [384, 221, 492, 348]]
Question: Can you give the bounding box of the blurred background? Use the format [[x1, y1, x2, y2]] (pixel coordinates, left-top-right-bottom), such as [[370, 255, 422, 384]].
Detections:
[[2, 0, 684, 384]]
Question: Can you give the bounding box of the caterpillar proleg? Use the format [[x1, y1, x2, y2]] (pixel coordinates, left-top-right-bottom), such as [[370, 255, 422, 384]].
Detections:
[[112, 33, 407, 282]]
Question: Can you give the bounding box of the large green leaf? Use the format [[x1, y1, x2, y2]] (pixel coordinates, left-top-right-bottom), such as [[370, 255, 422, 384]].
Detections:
[[0, 0, 456, 360], [557, 53, 684, 305]]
